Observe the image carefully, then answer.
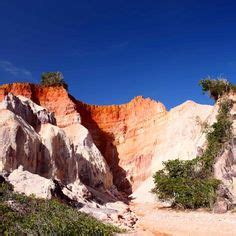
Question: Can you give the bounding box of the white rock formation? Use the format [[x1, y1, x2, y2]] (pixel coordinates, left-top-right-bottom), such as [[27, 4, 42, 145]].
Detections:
[[0, 108, 43, 173], [8, 166, 55, 199], [132, 101, 217, 203], [63, 123, 113, 189], [151, 101, 214, 172], [0, 93, 56, 128], [0, 93, 113, 190], [38, 123, 76, 183]]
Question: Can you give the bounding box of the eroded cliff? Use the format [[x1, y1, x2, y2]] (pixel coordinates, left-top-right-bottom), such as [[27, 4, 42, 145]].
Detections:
[[0, 92, 113, 189], [0, 83, 80, 127], [76, 96, 168, 193], [0, 83, 214, 194]]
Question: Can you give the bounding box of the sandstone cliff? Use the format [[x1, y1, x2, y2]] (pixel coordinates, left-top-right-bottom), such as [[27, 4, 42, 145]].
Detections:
[[0, 91, 139, 228], [2, 82, 236, 234], [0, 92, 112, 189], [0, 83, 214, 194], [76, 96, 168, 193], [0, 83, 80, 127]]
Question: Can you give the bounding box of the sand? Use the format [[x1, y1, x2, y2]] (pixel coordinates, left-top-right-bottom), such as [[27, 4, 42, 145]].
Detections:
[[130, 202, 236, 236]]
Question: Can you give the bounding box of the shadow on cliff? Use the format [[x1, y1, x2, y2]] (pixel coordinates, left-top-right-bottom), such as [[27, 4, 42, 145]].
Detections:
[[101, 131, 132, 195], [74, 99, 133, 197], [82, 122, 132, 196], [77, 155, 128, 204]]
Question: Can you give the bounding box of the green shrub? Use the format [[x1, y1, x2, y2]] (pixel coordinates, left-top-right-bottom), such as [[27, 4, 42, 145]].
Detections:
[[202, 99, 233, 169], [153, 167, 220, 209], [230, 84, 236, 92], [41, 71, 68, 90], [0, 182, 123, 235]]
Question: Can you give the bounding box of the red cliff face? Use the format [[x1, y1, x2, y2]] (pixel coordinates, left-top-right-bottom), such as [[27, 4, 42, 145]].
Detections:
[[0, 83, 166, 193], [0, 83, 80, 127], [76, 97, 167, 193]]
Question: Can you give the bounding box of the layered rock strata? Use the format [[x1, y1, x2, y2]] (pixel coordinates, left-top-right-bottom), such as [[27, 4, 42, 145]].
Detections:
[[76, 96, 168, 192], [0, 83, 80, 127], [0, 83, 214, 194]]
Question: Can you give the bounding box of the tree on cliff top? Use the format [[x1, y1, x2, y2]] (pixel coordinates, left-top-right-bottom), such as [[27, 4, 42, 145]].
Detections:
[[199, 76, 231, 101], [41, 72, 68, 90]]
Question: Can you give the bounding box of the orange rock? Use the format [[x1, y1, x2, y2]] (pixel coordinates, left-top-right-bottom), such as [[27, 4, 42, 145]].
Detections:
[[76, 96, 167, 193], [0, 83, 212, 194], [0, 83, 80, 127]]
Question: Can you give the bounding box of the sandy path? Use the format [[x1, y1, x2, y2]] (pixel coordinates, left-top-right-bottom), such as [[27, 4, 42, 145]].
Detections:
[[130, 203, 236, 236]]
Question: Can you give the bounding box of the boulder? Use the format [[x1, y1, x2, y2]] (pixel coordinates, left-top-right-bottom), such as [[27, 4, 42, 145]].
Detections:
[[8, 166, 55, 199], [213, 198, 229, 214]]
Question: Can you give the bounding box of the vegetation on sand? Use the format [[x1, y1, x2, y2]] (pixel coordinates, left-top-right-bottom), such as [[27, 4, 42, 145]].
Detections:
[[0, 181, 123, 235]]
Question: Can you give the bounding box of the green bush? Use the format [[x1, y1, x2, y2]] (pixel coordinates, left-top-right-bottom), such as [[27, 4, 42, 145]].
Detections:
[[203, 99, 233, 168], [0, 182, 123, 235], [153, 78, 234, 209], [41, 71, 68, 90], [153, 166, 220, 209], [230, 84, 236, 92]]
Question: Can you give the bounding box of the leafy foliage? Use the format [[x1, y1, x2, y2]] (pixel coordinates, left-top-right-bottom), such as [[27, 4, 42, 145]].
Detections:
[[153, 79, 233, 209], [0, 182, 123, 235], [153, 167, 220, 209], [41, 71, 68, 90], [199, 77, 231, 101], [197, 99, 233, 171]]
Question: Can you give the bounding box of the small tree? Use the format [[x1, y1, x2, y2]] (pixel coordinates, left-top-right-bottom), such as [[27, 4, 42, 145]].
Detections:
[[41, 72, 68, 90], [152, 160, 220, 209], [199, 76, 231, 101]]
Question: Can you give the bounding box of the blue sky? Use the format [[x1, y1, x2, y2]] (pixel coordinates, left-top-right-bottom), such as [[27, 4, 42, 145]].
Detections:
[[0, 0, 236, 109]]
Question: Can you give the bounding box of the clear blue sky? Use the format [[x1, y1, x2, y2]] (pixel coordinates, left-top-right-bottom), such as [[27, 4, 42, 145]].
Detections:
[[0, 0, 236, 109]]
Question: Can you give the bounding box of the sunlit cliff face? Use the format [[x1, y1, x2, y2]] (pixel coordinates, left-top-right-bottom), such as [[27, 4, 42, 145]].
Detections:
[[0, 83, 213, 194], [76, 96, 167, 193]]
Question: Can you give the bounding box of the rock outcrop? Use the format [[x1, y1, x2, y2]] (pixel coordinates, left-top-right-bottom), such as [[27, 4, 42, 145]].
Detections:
[[0, 93, 55, 128], [0, 106, 43, 173], [8, 166, 55, 199], [4, 167, 137, 228], [2, 82, 236, 227], [0, 83, 215, 194], [63, 123, 113, 189], [76, 96, 168, 193], [151, 100, 215, 172], [212, 94, 236, 211], [132, 101, 216, 203], [0, 87, 138, 228], [0, 93, 112, 190], [77, 99, 215, 194], [0, 83, 80, 127]]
